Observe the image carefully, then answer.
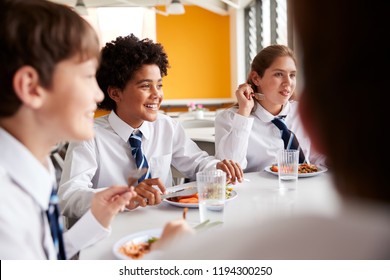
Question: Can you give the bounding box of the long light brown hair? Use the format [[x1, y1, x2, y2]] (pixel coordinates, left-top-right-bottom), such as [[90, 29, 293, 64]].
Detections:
[[248, 44, 297, 100], [232, 44, 297, 110]]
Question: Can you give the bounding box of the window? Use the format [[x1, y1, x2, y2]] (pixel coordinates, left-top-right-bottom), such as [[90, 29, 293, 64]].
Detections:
[[80, 7, 156, 47], [244, 0, 290, 76]]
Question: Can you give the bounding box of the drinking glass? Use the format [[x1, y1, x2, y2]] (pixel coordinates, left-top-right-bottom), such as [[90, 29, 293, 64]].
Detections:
[[196, 170, 226, 224]]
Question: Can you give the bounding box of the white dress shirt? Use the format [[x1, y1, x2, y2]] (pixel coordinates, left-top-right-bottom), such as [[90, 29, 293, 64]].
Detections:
[[215, 101, 325, 172], [0, 128, 109, 260], [59, 111, 219, 219]]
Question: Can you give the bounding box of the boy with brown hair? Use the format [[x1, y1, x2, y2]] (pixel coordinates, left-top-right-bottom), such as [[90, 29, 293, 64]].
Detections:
[[0, 0, 136, 259]]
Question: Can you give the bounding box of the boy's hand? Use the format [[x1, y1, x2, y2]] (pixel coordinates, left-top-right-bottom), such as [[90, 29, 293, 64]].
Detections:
[[91, 186, 137, 228], [216, 159, 244, 184], [126, 177, 166, 210]]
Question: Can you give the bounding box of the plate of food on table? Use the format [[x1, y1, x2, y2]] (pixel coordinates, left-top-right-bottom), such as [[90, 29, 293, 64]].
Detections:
[[163, 181, 237, 208], [264, 163, 328, 178], [113, 208, 220, 259], [113, 228, 162, 260]]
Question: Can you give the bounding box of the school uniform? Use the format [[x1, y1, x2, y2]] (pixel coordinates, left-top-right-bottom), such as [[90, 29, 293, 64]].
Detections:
[[215, 101, 325, 172], [0, 128, 108, 259], [59, 111, 219, 219]]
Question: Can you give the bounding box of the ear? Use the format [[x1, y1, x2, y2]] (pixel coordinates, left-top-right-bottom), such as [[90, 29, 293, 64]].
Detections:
[[249, 71, 261, 87], [107, 86, 122, 103], [298, 90, 325, 154], [13, 66, 46, 109]]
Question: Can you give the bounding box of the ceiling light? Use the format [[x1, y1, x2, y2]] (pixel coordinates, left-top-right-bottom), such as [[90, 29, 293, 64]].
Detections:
[[166, 0, 185, 15], [75, 0, 88, 16]]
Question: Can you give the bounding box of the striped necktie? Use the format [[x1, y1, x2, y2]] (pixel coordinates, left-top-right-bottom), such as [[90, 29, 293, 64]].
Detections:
[[46, 186, 66, 260], [129, 130, 151, 183], [272, 116, 306, 163]]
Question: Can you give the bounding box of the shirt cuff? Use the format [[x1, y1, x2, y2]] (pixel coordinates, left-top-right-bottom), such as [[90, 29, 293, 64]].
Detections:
[[232, 113, 254, 132], [64, 209, 110, 258]]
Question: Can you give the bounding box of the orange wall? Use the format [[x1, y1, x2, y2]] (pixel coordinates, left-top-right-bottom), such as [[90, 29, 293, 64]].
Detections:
[[156, 6, 231, 100]]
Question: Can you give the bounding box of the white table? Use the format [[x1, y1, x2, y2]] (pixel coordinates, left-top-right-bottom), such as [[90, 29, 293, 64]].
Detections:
[[80, 171, 340, 260]]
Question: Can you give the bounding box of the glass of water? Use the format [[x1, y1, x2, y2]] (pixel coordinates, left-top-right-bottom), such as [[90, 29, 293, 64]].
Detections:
[[277, 149, 299, 190], [196, 170, 226, 224]]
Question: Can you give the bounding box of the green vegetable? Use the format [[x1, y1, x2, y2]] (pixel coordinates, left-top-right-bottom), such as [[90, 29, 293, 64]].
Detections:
[[147, 237, 159, 244]]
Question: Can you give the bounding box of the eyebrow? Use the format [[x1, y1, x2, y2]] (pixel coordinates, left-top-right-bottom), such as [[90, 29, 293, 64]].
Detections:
[[271, 68, 296, 73], [135, 79, 163, 85]]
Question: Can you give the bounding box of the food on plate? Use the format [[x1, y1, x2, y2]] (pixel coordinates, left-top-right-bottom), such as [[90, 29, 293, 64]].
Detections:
[[270, 163, 319, 174], [270, 165, 279, 172], [168, 193, 198, 203], [118, 236, 158, 259], [298, 163, 319, 173], [168, 186, 234, 204], [225, 186, 233, 199], [118, 207, 188, 259]]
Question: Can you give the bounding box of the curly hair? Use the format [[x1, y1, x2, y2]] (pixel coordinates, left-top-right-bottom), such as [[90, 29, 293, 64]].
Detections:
[[96, 34, 170, 111]]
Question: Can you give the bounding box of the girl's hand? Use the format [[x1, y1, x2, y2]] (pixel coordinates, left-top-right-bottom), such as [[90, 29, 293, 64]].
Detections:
[[235, 83, 255, 117]]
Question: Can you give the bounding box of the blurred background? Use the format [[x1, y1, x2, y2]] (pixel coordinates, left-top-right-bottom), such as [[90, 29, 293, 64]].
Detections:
[[49, 0, 295, 112]]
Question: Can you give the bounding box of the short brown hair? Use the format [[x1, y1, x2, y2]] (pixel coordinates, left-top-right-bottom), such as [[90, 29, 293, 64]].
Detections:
[[0, 0, 100, 117]]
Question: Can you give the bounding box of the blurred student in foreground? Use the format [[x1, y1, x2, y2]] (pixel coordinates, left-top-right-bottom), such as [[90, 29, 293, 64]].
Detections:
[[0, 0, 136, 259], [148, 0, 390, 259]]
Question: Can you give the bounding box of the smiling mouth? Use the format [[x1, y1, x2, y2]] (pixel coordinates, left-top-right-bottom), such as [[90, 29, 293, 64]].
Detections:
[[144, 104, 159, 110]]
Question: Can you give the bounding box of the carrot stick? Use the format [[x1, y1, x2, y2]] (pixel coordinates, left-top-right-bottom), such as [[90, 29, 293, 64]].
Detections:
[[179, 197, 198, 203], [179, 193, 198, 199]]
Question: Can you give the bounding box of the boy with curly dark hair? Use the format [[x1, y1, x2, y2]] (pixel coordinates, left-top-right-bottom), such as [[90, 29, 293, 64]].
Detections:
[[59, 34, 243, 219]]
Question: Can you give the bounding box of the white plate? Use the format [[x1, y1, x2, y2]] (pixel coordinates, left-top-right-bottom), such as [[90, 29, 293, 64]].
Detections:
[[113, 228, 162, 260], [164, 190, 238, 208], [264, 165, 328, 178]]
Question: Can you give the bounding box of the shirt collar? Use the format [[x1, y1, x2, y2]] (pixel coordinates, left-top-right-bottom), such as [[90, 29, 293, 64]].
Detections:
[[108, 110, 151, 142], [253, 101, 292, 122], [0, 128, 54, 210]]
